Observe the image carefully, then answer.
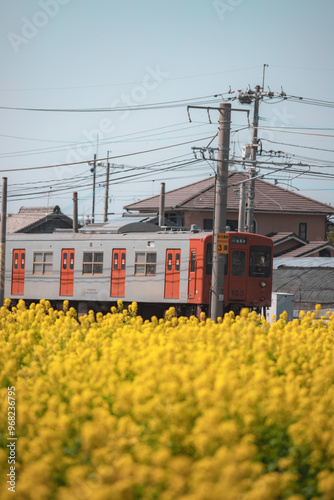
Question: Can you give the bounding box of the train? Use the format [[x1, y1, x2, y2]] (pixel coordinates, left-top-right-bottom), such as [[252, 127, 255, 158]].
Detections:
[[5, 223, 273, 318]]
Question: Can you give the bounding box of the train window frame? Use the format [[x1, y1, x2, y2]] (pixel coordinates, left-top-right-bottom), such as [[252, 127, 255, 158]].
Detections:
[[33, 251, 53, 275], [82, 251, 104, 275], [231, 250, 245, 276], [249, 246, 271, 278], [134, 252, 157, 276]]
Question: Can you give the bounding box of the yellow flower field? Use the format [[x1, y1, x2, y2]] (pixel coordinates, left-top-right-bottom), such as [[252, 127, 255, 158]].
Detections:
[[0, 299, 334, 500]]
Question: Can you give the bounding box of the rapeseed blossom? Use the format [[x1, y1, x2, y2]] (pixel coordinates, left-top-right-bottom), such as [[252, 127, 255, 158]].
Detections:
[[0, 300, 334, 499]]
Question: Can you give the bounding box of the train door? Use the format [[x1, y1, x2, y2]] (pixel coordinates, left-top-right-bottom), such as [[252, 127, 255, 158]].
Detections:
[[164, 249, 181, 299], [111, 249, 126, 297], [60, 249, 75, 296], [11, 249, 26, 295], [228, 249, 247, 303], [187, 247, 197, 300]]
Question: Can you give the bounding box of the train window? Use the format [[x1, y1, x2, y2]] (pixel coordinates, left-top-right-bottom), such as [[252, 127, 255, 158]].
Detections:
[[205, 245, 212, 274], [135, 252, 156, 276], [82, 252, 104, 275], [249, 246, 271, 278], [167, 253, 172, 271], [231, 251, 245, 276], [205, 243, 228, 275], [14, 253, 18, 270], [33, 252, 53, 275], [175, 253, 180, 272], [190, 251, 196, 273], [113, 252, 119, 271], [70, 253, 74, 270], [121, 252, 126, 270]]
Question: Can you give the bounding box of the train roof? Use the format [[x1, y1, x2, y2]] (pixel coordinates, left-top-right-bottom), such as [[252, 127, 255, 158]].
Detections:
[[6, 226, 273, 244]]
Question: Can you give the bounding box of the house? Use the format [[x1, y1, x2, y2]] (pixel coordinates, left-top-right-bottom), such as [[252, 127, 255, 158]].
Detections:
[[270, 232, 334, 258], [272, 258, 334, 313], [6, 206, 75, 233], [124, 172, 334, 243]]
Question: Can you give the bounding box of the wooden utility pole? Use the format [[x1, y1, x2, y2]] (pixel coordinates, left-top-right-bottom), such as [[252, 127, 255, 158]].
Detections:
[[0, 177, 7, 306], [211, 102, 231, 321], [104, 152, 110, 223], [246, 85, 260, 233]]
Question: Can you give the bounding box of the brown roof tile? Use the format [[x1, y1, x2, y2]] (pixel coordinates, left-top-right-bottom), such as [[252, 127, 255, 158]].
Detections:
[[277, 241, 334, 258], [124, 172, 334, 215]]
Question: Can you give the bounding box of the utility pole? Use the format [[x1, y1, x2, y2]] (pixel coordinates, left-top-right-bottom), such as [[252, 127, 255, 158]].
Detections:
[[159, 182, 165, 227], [0, 177, 7, 306], [73, 191, 78, 233], [246, 84, 260, 233], [104, 152, 110, 223], [211, 102, 231, 321], [188, 102, 248, 321], [92, 154, 96, 224], [238, 181, 247, 232]]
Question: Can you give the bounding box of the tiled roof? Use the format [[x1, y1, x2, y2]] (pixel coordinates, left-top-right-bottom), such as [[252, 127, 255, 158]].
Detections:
[[270, 232, 305, 245], [277, 241, 334, 258], [124, 172, 334, 215], [6, 206, 72, 233]]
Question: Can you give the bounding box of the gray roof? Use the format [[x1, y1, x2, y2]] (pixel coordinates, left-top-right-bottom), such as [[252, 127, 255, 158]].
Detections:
[[79, 218, 160, 234], [124, 172, 334, 215], [6, 206, 73, 233], [272, 260, 334, 306], [273, 257, 334, 269]]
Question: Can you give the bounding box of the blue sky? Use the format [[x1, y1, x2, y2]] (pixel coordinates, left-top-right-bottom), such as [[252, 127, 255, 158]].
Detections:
[[1, 0, 334, 221]]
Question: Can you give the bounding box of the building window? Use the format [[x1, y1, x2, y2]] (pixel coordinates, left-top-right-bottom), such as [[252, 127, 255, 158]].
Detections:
[[204, 219, 213, 230], [82, 252, 103, 275], [135, 252, 156, 275], [299, 223, 307, 240], [33, 252, 53, 275], [226, 219, 238, 231]]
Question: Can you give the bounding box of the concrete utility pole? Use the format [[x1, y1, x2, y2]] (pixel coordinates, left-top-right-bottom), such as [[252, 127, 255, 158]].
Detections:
[[211, 102, 231, 321], [246, 84, 260, 233], [104, 152, 110, 223], [159, 182, 165, 227], [238, 181, 247, 232], [0, 177, 7, 306], [73, 191, 78, 233], [92, 153, 96, 224]]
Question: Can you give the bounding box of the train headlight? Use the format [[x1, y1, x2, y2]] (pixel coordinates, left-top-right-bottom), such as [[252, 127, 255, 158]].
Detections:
[[260, 281, 266, 288]]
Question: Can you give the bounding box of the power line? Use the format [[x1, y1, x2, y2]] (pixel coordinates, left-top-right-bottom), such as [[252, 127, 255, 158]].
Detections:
[[262, 138, 334, 154], [0, 95, 223, 113], [0, 135, 216, 173]]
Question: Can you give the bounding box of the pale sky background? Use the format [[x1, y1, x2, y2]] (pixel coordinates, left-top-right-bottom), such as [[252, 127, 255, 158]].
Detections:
[[1, 0, 334, 222]]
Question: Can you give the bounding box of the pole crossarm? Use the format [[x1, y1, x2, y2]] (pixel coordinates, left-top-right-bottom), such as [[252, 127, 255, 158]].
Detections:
[[187, 105, 249, 123]]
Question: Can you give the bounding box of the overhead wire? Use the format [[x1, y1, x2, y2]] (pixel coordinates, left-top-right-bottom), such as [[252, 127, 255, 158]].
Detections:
[[0, 93, 225, 113]]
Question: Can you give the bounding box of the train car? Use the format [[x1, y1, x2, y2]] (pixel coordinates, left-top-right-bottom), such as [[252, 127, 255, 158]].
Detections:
[[5, 227, 273, 317]]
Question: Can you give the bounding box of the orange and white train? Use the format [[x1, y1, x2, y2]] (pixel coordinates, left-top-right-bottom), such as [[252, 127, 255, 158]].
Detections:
[[6, 226, 273, 317]]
